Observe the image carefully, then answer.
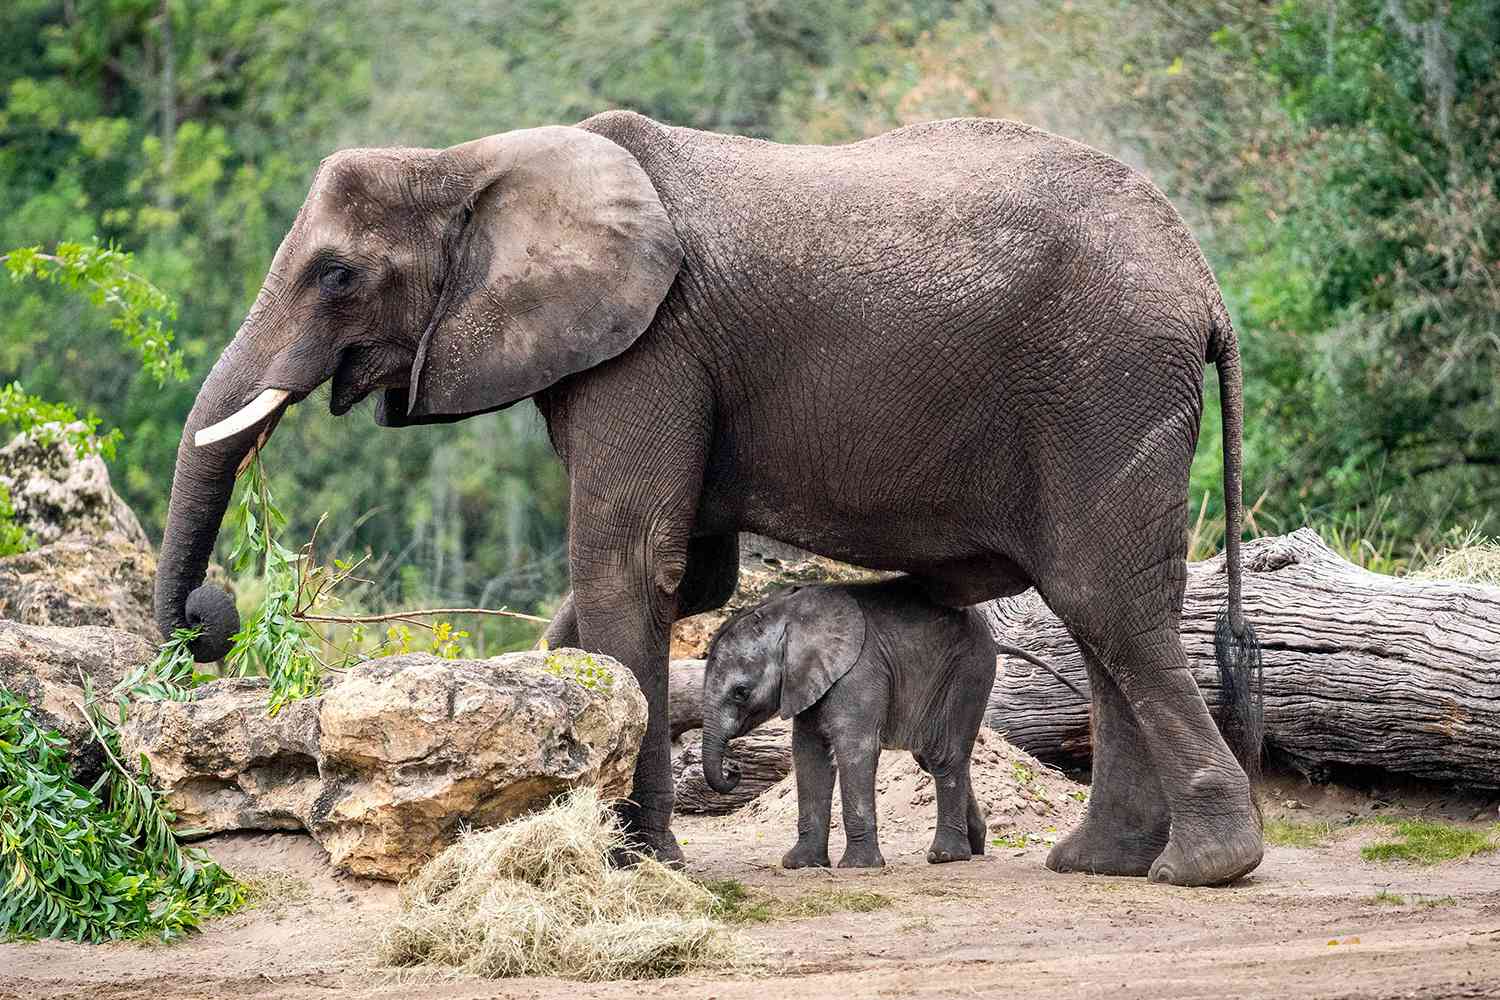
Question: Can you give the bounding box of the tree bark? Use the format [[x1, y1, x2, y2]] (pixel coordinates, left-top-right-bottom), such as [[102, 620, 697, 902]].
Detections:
[[668, 658, 706, 740], [673, 720, 794, 814], [982, 528, 1500, 788]]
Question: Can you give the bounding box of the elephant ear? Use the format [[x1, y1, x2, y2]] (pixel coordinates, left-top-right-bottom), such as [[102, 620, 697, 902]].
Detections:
[[778, 588, 867, 720], [378, 126, 682, 425]]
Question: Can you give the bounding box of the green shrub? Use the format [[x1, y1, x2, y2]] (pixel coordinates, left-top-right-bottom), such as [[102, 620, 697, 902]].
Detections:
[[0, 684, 244, 942]]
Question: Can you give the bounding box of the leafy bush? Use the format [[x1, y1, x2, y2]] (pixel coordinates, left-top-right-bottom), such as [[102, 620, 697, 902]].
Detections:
[[0, 481, 29, 557], [0, 681, 244, 942]]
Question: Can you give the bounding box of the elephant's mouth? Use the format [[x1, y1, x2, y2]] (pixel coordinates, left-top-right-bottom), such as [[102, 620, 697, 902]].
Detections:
[[331, 344, 407, 416]]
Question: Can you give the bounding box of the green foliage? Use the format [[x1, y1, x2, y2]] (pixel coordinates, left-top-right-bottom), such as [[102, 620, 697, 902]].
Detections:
[[223, 454, 323, 714], [0, 381, 122, 460], [0, 481, 30, 557], [3, 241, 183, 385], [0, 683, 244, 943], [129, 626, 214, 703], [543, 650, 615, 693], [1360, 819, 1498, 865], [0, 238, 187, 464]]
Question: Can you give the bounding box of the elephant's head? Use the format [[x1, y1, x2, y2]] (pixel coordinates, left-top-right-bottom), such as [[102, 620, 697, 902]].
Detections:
[[154, 126, 683, 660], [700, 587, 866, 793]]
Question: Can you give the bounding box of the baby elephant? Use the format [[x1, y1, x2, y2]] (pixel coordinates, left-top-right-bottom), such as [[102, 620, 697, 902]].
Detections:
[[703, 577, 1059, 868]]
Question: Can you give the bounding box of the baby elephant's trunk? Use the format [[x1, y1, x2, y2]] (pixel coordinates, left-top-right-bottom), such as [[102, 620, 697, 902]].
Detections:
[[701, 726, 742, 793]]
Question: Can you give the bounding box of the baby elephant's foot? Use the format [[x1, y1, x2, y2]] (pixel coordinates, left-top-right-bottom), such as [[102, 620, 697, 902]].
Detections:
[[837, 843, 886, 868], [927, 829, 974, 864], [782, 842, 832, 870]]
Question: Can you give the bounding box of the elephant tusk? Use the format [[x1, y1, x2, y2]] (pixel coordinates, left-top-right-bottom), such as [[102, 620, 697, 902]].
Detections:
[[194, 388, 290, 447]]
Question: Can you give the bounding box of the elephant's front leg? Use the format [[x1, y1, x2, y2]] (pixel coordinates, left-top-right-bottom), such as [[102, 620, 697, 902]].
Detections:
[[562, 404, 711, 863], [570, 515, 699, 862], [543, 533, 739, 650]]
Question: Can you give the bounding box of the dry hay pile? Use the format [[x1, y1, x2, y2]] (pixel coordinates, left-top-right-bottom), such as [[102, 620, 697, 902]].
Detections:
[[1416, 537, 1500, 586], [378, 790, 745, 980], [740, 728, 1088, 856]]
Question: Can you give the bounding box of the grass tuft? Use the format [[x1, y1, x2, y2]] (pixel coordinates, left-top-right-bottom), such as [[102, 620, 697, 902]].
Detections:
[[702, 879, 892, 923], [378, 790, 748, 980], [703, 879, 776, 924], [1360, 820, 1497, 865], [1263, 818, 1339, 848]]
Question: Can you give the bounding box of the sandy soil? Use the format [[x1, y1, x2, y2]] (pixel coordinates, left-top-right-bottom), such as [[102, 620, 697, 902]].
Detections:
[[5, 789, 1500, 1000]]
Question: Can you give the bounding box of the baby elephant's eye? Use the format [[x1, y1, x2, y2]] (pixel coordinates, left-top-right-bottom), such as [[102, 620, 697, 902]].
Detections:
[[731, 684, 750, 703]]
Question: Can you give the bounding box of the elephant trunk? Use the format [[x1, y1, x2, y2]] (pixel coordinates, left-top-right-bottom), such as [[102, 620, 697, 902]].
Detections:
[[154, 316, 295, 662], [701, 720, 742, 794]]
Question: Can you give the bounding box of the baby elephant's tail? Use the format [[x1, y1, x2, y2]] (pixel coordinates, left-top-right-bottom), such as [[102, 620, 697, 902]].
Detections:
[[995, 643, 1086, 702]]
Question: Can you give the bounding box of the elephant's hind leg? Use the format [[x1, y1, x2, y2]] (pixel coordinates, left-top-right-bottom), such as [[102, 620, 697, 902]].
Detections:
[[1045, 656, 1169, 876], [1042, 557, 1262, 886]]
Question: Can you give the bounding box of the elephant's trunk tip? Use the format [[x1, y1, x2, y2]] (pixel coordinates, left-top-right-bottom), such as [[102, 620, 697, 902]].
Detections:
[[702, 748, 742, 794], [182, 584, 240, 662]]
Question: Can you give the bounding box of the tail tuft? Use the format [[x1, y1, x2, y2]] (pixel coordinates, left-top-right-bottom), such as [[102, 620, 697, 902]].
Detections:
[[1214, 606, 1264, 785]]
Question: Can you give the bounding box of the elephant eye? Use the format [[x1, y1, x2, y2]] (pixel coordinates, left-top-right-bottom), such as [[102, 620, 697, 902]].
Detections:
[[319, 265, 353, 295], [731, 684, 750, 703]]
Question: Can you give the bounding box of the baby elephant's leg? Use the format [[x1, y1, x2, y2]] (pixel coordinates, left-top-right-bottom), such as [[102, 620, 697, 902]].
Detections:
[[834, 735, 885, 868], [927, 754, 976, 863], [966, 782, 987, 856], [783, 719, 834, 869]]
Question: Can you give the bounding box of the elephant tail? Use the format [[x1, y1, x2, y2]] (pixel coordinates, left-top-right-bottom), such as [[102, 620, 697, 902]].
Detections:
[[1210, 307, 1264, 785]]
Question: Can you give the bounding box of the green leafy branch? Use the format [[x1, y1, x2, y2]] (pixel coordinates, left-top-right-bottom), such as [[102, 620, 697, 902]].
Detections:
[[2, 240, 185, 386], [0, 660, 245, 943], [0, 240, 187, 464], [211, 451, 548, 714]]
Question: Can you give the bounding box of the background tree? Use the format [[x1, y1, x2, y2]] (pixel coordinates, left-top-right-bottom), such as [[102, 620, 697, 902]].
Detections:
[[3, 0, 1496, 642]]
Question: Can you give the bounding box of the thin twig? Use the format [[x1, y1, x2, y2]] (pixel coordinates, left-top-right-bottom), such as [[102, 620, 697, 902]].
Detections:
[[296, 606, 552, 626]]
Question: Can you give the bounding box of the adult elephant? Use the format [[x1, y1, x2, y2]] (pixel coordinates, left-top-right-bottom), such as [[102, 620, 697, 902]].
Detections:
[[155, 111, 1263, 886]]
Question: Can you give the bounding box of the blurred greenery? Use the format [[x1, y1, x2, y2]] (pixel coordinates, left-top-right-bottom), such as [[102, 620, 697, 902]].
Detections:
[[2, 0, 1497, 639]]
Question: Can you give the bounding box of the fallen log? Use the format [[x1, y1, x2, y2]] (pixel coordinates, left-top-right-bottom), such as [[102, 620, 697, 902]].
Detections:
[[665, 529, 1500, 795], [982, 528, 1500, 788], [672, 720, 793, 814], [668, 658, 706, 740]]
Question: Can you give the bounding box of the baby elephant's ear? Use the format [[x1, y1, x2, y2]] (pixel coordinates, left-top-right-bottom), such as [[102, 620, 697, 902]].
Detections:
[[779, 588, 867, 720]]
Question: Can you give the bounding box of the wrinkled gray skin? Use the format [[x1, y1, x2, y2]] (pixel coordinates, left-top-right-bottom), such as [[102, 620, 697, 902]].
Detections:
[[155, 111, 1261, 886], [703, 579, 999, 868]]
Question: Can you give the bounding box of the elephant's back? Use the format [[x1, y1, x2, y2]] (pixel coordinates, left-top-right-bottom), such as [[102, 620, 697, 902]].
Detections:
[[585, 113, 1183, 254], [579, 110, 1215, 353]]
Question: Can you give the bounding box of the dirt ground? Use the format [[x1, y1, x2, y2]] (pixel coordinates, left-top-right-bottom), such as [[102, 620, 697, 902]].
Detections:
[[5, 773, 1500, 1000]]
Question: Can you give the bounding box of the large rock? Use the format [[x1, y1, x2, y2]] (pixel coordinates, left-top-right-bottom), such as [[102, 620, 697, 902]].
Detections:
[[120, 648, 648, 880], [0, 534, 159, 643], [0, 424, 149, 548], [0, 620, 156, 783], [0, 424, 161, 645]]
